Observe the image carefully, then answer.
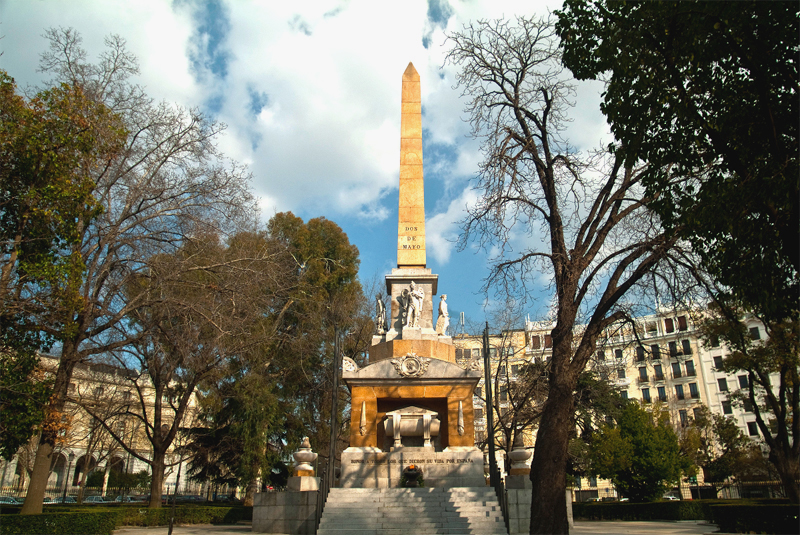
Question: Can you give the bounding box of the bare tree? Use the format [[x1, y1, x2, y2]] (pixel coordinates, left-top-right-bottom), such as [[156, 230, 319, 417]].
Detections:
[[20, 29, 257, 514], [446, 17, 686, 533]]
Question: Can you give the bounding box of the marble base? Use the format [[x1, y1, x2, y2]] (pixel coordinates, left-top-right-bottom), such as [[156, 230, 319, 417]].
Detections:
[[339, 447, 485, 488], [287, 476, 319, 492]]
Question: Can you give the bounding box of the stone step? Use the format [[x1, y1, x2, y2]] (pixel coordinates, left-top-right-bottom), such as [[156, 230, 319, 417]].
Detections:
[[319, 487, 506, 535]]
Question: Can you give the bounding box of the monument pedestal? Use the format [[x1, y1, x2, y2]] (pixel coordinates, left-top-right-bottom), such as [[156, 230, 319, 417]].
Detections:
[[340, 447, 484, 488]]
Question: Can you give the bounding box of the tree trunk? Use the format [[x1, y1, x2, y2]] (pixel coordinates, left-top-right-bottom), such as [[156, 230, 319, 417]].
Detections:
[[244, 478, 258, 506], [771, 449, 800, 503], [149, 455, 165, 508], [20, 343, 79, 515], [529, 379, 575, 534]]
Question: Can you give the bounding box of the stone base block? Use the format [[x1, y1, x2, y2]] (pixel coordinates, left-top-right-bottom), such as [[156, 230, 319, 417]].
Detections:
[[340, 448, 484, 488], [506, 474, 532, 489], [507, 488, 573, 534], [287, 476, 319, 491], [253, 491, 318, 534]]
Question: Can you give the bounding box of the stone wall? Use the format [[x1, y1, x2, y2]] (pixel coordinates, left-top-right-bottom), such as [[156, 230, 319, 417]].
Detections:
[[252, 491, 318, 534]]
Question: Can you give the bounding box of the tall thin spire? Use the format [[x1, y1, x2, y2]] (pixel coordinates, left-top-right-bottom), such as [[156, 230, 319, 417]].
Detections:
[[397, 62, 426, 268]]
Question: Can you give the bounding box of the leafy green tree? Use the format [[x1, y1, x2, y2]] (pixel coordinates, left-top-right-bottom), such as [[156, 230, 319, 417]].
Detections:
[[701, 307, 799, 502], [590, 402, 686, 502], [555, 0, 799, 322], [679, 405, 750, 485], [0, 70, 123, 461], [266, 213, 372, 472]]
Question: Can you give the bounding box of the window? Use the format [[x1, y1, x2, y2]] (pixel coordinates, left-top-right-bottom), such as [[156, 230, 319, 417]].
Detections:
[[651, 344, 661, 359], [474, 408, 484, 419], [499, 386, 508, 402], [94, 387, 104, 397], [511, 365, 520, 376], [738, 375, 749, 389], [636, 346, 645, 361], [747, 422, 759, 437], [710, 335, 721, 348], [614, 349, 623, 360], [689, 383, 699, 399], [498, 365, 507, 377], [675, 384, 685, 400], [638, 367, 648, 382], [677, 315, 688, 331], [749, 327, 761, 340], [669, 341, 679, 357], [588, 476, 597, 487], [621, 391, 629, 400], [685, 360, 696, 376], [654, 364, 664, 381], [682, 339, 692, 355], [693, 408, 703, 420], [679, 409, 688, 426], [657, 386, 667, 402], [646, 321, 658, 335], [469, 348, 479, 359], [672, 362, 682, 379], [642, 388, 651, 403], [743, 400, 754, 412], [722, 400, 733, 414], [490, 347, 498, 359], [618, 368, 626, 380], [665, 318, 675, 333], [122, 391, 132, 401], [718, 378, 728, 392], [475, 387, 482, 398], [544, 334, 553, 348], [530, 335, 541, 349], [713, 356, 723, 370], [597, 350, 606, 360], [456, 349, 463, 359]]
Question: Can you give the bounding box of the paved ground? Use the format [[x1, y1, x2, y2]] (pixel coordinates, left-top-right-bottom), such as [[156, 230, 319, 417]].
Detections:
[[114, 520, 723, 534]]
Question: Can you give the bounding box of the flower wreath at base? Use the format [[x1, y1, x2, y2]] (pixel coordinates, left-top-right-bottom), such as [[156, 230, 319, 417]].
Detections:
[[400, 464, 425, 487]]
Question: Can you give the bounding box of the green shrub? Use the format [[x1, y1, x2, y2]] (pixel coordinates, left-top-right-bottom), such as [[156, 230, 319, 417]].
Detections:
[[0, 511, 118, 535], [114, 505, 246, 526], [710, 504, 799, 534], [572, 500, 712, 521]]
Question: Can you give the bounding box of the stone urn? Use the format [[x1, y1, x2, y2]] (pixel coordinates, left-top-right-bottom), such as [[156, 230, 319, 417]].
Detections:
[[402, 464, 423, 488], [293, 437, 318, 475], [508, 446, 532, 475]]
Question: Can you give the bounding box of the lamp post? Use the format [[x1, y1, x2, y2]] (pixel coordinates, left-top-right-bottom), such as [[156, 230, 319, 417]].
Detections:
[[62, 452, 75, 503], [483, 322, 499, 488], [326, 327, 342, 493]]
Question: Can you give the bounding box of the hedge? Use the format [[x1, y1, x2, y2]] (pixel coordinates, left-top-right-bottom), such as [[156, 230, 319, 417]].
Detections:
[[572, 500, 711, 521], [0, 511, 118, 535], [709, 504, 799, 535], [0, 505, 249, 535]]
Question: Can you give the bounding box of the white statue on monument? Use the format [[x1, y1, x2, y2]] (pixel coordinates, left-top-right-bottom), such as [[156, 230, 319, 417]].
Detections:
[[400, 281, 424, 328], [435, 294, 449, 335], [374, 294, 387, 334]]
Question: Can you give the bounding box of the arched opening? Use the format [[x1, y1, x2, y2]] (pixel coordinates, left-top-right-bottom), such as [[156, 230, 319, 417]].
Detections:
[[49, 452, 67, 488], [72, 455, 97, 486]]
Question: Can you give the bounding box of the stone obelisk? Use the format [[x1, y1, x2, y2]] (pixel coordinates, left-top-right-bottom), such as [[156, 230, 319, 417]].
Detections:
[[398, 62, 426, 268], [338, 62, 483, 489]]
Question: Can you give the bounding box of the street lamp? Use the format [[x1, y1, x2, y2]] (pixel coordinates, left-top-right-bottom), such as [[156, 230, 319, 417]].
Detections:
[[62, 452, 75, 503]]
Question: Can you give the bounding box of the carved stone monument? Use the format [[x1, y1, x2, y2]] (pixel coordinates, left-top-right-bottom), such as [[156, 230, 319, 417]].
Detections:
[[341, 63, 482, 489]]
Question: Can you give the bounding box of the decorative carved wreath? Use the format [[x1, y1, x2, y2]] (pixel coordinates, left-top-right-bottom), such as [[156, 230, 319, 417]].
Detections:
[[391, 353, 431, 378], [342, 356, 359, 372]]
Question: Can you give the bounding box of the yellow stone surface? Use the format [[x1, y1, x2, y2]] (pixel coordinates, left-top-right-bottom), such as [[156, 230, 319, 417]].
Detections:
[[398, 62, 426, 268], [368, 339, 456, 363]]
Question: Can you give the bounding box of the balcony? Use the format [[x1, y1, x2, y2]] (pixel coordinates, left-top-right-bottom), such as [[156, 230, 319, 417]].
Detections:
[[654, 373, 665, 381], [673, 371, 683, 379], [690, 392, 700, 399], [686, 370, 697, 377], [658, 395, 668, 402], [637, 376, 649, 384], [676, 394, 685, 401]]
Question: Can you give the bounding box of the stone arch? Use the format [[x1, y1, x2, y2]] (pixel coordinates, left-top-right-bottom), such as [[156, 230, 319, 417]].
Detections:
[[72, 454, 97, 486], [49, 452, 67, 488]]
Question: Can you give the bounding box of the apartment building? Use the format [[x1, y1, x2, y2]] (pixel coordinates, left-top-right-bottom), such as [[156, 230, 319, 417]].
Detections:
[[0, 354, 197, 498]]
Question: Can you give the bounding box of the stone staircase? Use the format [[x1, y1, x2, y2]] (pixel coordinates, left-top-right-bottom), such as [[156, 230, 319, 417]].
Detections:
[[317, 487, 507, 535]]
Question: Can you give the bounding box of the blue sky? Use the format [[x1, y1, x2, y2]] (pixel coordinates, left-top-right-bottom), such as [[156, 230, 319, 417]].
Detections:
[[0, 0, 610, 327]]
